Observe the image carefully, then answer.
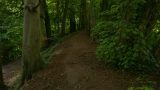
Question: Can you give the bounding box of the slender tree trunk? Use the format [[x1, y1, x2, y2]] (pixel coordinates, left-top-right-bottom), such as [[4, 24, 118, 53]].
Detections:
[[138, 0, 160, 36], [0, 60, 3, 85], [61, 0, 69, 36], [80, 0, 88, 30], [99, 0, 109, 21], [86, 1, 92, 32], [89, 0, 96, 28], [21, 0, 44, 85], [0, 47, 6, 89], [100, 0, 108, 12], [43, 0, 51, 43], [40, 0, 52, 46], [55, 0, 60, 32], [69, 6, 76, 33], [0, 57, 5, 89], [40, 0, 46, 47]]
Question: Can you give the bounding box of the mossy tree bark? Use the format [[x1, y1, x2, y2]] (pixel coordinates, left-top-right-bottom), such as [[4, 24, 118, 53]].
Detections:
[[21, 0, 44, 85]]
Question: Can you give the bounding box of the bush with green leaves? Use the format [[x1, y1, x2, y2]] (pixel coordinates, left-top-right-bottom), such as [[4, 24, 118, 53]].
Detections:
[[91, 0, 160, 73], [91, 21, 116, 43], [91, 20, 159, 72], [0, 18, 22, 64]]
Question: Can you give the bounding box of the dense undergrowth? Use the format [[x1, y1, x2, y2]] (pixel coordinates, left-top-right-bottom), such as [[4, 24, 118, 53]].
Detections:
[[91, 21, 160, 73], [0, 18, 22, 64], [91, 0, 160, 73]]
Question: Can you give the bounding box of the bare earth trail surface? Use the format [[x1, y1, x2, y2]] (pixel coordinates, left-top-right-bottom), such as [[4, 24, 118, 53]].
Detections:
[[3, 59, 21, 86], [2, 31, 159, 90], [21, 31, 159, 90]]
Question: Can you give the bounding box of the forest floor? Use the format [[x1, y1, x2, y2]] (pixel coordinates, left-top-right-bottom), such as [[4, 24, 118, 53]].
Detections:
[[4, 30, 160, 90], [3, 59, 21, 87]]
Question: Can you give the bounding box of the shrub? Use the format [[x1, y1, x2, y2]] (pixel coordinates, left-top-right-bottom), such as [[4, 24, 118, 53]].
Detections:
[[91, 21, 117, 43], [0, 18, 22, 64], [91, 21, 159, 73]]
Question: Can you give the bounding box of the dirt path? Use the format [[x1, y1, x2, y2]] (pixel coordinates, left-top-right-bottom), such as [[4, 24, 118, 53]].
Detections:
[[21, 31, 159, 90], [3, 59, 21, 86]]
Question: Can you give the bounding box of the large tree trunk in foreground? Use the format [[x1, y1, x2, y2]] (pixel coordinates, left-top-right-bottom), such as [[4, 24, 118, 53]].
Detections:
[[22, 0, 44, 85]]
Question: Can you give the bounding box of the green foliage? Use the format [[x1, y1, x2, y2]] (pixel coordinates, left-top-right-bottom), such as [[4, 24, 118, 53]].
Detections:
[[92, 21, 157, 72], [41, 44, 56, 65], [147, 21, 160, 51], [91, 0, 160, 73], [0, 18, 22, 64], [91, 21, 116, 43], [0, 0, 23, 64]]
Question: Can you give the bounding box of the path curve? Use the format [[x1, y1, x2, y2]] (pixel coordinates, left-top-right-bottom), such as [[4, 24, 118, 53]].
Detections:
[[22, 31, 134, 90]]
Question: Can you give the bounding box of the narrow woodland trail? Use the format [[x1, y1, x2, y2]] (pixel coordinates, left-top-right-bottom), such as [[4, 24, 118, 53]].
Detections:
[[3, 60, 21, 86], [22, 31, 136, 90]]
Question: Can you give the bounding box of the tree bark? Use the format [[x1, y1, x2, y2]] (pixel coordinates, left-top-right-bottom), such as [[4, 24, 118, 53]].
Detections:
[[89, 0, 96, 28], [40, 0, 52, 47], [138, 0, 160, 35], [0, 47, 6, 89], [43, 0, 51, 43], [22, 0, 44, 85], [69, 4, 76, 33], [100, 0, 108, 12], [80, 0, 87, 30], [0, 57, 5, 89], [40, 0, 46, 47], [55, 0, 60, 32], [61, 0, 69, 36]]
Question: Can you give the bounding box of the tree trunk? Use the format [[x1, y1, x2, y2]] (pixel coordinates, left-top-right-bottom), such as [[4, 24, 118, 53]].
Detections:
[[86, 0, 92, 32], [22, 0, 44, 85], [69, 5, 76, 33], [0, 58, 5, 89], [0, 49, 6, 89], [138, 0, 160, 36], [80, 0, 87, 30], [43, 0, 51, 43], [55, 0, 60, 32], [40, 0, 47, 47], [61, 0, 69, 36], [40, 0, 52, 46], [100, 0, 108, 12], [89, 0, 96, 28]]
